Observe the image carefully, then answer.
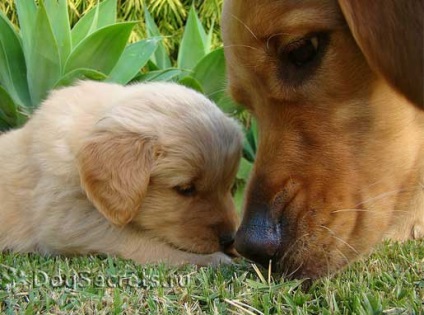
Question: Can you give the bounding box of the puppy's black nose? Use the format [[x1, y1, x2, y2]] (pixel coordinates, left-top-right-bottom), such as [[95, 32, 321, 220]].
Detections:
[[219, 233, 235, 251], [235, 203, 282, 268]]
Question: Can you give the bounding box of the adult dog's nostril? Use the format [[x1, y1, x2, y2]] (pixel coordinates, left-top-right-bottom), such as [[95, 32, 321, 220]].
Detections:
[[234, 204, 282, 268]]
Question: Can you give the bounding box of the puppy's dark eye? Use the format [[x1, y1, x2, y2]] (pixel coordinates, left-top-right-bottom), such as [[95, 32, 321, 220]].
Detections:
[[286, 37, 319, 67], [174, 184, 196, 197]]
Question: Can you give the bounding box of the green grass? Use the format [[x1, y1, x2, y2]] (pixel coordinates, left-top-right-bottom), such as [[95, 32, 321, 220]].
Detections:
[[1, 240, 423, 314]]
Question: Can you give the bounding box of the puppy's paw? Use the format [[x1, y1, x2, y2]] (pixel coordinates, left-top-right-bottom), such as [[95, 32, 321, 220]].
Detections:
[[412, 222, 424, 239], [196, 252, 233, 267]]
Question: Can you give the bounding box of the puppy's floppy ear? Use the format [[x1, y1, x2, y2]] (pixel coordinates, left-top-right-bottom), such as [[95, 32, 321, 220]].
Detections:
[[77, 131, 156, 226], [338, 0, 423, 108]]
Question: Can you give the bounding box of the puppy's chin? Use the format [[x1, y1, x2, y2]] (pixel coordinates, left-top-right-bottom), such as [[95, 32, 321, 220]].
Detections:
[[133, 223, 237, 258], [155, 228, 222, 255]]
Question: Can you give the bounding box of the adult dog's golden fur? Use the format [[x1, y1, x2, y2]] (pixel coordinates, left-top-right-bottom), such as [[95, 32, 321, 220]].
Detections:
[[222, 0, 424, 278], [0, 81, 243, 266]]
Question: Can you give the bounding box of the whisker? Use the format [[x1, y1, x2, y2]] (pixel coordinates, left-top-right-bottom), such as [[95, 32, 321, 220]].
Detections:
[[275, 233, 309, 275], [206, 89, 228, 99], [286, 260, 303, 279], [330, 185, 419, 215], [338, 185, 421, 213], [278, 233, 309, 264], [222, 44, 262, 52], [323, 250, 331, 278], [231, 14, 259, 41], [354, 188, 407, 207], [319, 225, 359, 255], [331, 208, 409, 214], [363, 177, 387, 189], [265, 32, 294, 50], [334, 247, 350, 265]]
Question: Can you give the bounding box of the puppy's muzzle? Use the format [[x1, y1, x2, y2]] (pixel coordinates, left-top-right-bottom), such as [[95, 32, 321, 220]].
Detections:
[[235, 202, 283, 267], [219, 233, 238, 257]]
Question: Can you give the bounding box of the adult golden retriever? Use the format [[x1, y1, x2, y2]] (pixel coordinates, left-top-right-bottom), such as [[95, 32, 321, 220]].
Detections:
[[222, 0, 424, 278], [0, 81, 242, 266]]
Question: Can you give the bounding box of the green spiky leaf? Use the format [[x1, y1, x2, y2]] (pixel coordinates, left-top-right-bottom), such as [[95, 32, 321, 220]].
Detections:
[[178, 76, 204, 93], [0, 85, 18, 127], [44, 0, 71, 64], [144, 8, 171, 69], [134, 69, 184, 82], [64, 22, 136, 75], [0, 11, 30, 107], [15, 0, 37, 57], [108, 38, 160, 84], [54, 68, 107, 88], [71, 0, 117, 48], [177, 6, 208, 71], [27, 1, 61, 107]]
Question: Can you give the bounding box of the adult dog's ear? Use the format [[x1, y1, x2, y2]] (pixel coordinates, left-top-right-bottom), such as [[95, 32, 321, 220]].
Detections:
[[338, 0, 423, 108], [77, 132, 156, 226]]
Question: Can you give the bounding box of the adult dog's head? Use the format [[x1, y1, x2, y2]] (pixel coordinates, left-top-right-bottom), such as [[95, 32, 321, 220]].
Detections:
[[75, 82, 243, 256], [222, 0, 424, 278]]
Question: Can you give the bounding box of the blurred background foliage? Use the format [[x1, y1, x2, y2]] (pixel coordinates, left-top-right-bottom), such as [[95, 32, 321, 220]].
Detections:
[[0, 0, 224, 63]]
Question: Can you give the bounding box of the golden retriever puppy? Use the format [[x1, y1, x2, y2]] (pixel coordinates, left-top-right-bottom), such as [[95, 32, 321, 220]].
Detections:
[[222, 0, 424, 278], [0, 81, 243, 266]]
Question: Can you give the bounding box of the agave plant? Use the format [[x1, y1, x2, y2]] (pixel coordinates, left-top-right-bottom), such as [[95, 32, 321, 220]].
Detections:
[[0, 0, 159, 130], [1, 0, 224, 58], [138, 7, 238, 112]]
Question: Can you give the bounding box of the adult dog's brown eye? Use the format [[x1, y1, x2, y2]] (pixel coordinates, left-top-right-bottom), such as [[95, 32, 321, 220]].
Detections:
[[286, 36, 319, 67], [276, 33, 329, 86], [174, 184, 196, 197]]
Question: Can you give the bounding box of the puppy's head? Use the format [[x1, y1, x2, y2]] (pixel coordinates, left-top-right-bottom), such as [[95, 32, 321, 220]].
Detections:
[[222, 0, 424, 278], [77, 82, 243, 255]]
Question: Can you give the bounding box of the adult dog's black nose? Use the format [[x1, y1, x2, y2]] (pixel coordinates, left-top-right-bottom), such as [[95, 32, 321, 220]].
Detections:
[[234, 202, 282, 267]]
